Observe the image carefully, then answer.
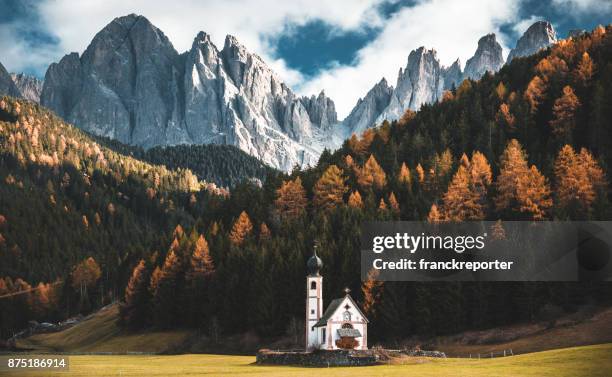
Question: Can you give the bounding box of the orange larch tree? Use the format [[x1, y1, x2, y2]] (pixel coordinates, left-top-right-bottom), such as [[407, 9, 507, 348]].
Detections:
[[495, 140, 552, 220], [313, 165, 348, 211], [273, 177, 307, 222], [229, 211, 254, 246]]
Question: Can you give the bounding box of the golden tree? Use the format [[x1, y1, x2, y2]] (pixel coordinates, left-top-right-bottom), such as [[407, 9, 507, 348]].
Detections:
[[496, 103, 516, 130], [495, 82, 507, 99], [554, 145, 606, 215], [358, 155, 387, 190], [495, 140, 552, 220], [550, 85, 580, 139], [398, 162, 411, 187], [574, 52, 594, 83], [415, 163, 425, 184], [427, 204, 443, 223], [274, 177, 307, 221], [378, 198, 387, 210], [347, 191, 364, 209], [524, 76, 547, 114], [188, 235, 214, 279], [229, 211, 253, 246], [441, 165, 483, 221], [313, 165, 348, 211], [388, 192, 400, 214], [71, 257, 101, 305]]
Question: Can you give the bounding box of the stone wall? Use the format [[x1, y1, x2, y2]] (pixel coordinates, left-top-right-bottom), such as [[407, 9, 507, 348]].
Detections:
[[256, 349, 377, 367]]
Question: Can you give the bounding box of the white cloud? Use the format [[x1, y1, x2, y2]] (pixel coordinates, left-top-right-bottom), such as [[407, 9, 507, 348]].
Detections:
[[26, 0, 383, 84], [2, 0, 527, 119], [298, 0, 523, 118], [512, 15, 544, 36]]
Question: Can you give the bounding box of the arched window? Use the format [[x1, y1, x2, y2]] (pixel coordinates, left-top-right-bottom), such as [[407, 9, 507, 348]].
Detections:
[[342, 323, 353, 329], [310, 281, 316, 290]]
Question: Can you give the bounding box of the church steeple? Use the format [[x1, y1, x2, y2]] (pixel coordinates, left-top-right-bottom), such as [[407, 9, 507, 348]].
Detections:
[[307, 242, 323, 276], [305, 241, 324, 350]]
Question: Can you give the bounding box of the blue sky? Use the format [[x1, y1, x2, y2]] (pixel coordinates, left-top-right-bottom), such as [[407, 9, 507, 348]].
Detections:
[[1, 0, 610, 118]]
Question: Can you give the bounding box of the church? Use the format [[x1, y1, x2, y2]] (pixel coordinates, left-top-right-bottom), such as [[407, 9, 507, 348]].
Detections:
[[305, 245, 368, 350]]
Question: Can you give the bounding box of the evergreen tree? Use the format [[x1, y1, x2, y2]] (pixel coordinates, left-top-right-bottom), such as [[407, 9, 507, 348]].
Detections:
[[550, 85, 580, 141], [120, 259, 151, 328]]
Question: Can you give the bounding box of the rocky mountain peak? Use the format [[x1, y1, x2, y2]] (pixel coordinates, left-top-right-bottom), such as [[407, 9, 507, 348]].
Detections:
[[0, 62, 21, 98], [464, 33, 503, 80], [441, 58, 463, 90], [10, 73, 43, 103], [40, 14, 338, 171], [342, 77, 393, 134], [507, 21, 557, 62]]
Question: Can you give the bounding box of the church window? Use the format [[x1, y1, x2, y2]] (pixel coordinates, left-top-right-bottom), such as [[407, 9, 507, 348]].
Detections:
[[342, 323, 353, 329], [311, 309, 315, 314], [343, 310, 351, 321], [310, 281, 317, 290]]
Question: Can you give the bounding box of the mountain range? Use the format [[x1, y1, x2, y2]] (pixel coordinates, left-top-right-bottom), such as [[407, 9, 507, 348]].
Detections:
[[1, 15, 560, 170]]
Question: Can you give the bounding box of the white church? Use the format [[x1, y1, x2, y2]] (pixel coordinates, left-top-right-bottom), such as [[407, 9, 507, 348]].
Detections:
[[305, 245, 369, 350]]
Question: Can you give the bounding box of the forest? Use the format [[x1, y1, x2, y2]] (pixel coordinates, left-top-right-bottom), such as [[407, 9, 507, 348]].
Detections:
[[1, 26, 611, 344]]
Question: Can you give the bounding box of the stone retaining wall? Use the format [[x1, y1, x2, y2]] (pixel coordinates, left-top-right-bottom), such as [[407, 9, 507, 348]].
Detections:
[[256, 349, 377, 367]]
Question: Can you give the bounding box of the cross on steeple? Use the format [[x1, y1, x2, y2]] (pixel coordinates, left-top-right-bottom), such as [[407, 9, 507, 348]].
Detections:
[[344, 287, 351, 295]]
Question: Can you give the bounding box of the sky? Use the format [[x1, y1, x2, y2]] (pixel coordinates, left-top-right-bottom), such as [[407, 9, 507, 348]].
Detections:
[[1, 0, 610, 119]]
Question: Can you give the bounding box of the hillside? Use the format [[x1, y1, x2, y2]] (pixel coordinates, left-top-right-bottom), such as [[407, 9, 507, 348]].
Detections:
[[1, 26, 612, 348], [15, 302, 612, 356], [16, 304, 189, 353], [0, 97, 228, 338], [90, 136, 277, 188]]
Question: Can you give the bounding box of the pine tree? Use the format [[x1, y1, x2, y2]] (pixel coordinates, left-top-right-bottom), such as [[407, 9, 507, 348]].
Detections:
[[388, 192, 400, 214], [313, 165, 348, 211], [186, 235, 215, 327], [495, 140, 552, 220], [347, 191, 364, 209], [357, 155, 387, 190], [152, 248, 183, 327], [259, 222, 271, 240], [427, 204, 442, 223], [378, 198, 387, 211], [120, 259, 151, 328], [362, 269, 384, 321], [524, 76, 546, 114], [496, 103, 516, 130], [415, 163, 425, 184], [574, 52, 594, 84], [229, 211, 253, 246], [550, 85, 580, 140], [441, 165, 484, 221], [273, 177, 307, 222], [555, 145, 607, 217], [188, 235, 214, 279], [397, 162, 411, 187]]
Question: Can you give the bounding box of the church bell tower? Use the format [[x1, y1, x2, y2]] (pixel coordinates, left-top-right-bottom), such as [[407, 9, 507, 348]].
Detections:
[[305, 243, 323, 350]]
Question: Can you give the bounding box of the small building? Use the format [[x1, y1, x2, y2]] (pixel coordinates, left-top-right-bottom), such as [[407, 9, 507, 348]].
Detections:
[[305, 246, 368, 350]]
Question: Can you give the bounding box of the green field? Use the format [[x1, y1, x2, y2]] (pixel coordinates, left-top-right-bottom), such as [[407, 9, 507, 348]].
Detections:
[[3, 343, 611, 377]]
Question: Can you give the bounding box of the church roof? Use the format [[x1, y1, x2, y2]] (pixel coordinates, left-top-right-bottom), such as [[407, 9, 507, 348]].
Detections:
[[313, 294, 369, 328]]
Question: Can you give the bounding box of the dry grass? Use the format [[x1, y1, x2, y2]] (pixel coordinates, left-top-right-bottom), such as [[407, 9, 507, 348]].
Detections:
[[2, 343, 611, 377], [16, 305, 189, 354]]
